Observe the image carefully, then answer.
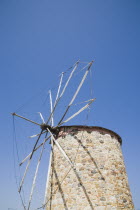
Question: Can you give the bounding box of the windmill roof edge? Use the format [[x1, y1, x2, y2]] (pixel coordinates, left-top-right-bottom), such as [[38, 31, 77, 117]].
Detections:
[[59, 125, 122, 145]]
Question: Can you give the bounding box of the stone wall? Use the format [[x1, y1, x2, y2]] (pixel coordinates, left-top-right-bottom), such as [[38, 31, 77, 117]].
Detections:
[[46, 126, 134, 210]]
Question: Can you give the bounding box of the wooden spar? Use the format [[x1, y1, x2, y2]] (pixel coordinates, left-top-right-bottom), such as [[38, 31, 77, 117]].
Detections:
[[38, 112, 45, 124], [74, 63, 90, 77], [46, 60, 80, 125], [49, 90, 54, 126], [54, 72, 64, 108], [11, 113, 41, 126], [59, 61, 79, 98], [18, 130, 43, 193], [58, 61, 94, 124], [43, 88, 54, 207], [29, 130, 47, 138], [19, 135, 51, 166], [47, 128, 74, 168], [43, 134, 54, 207], [58, 98, 96, 126], [27, 136, 47, 210]]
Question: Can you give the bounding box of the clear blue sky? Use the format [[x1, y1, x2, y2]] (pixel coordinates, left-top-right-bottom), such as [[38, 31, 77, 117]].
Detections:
[[0, 0, 140, 209]]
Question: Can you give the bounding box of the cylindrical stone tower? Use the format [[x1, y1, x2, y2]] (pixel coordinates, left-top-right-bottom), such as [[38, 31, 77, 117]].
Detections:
[[46, 126, 134, 210]]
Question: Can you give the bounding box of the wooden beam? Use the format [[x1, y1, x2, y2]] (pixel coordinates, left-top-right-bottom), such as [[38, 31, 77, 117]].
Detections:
[[11, 112, 41, 126]]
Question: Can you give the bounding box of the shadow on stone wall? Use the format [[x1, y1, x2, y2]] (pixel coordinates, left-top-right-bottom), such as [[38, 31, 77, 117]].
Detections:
[[53, 166, 68, 210], [74, 136, 105, 182]]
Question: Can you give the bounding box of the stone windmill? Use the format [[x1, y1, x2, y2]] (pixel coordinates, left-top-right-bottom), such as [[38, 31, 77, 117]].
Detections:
[[12, 60, 134, 210]]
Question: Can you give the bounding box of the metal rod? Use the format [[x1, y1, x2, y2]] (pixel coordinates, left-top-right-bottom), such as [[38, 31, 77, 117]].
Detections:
[[58, 61, 94, 124], [11, 113, 41, 126]]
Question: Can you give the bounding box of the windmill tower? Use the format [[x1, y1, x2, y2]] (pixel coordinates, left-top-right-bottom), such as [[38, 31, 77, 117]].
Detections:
[[12, 60, 134, 210], [45, 126, 134, 210]]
